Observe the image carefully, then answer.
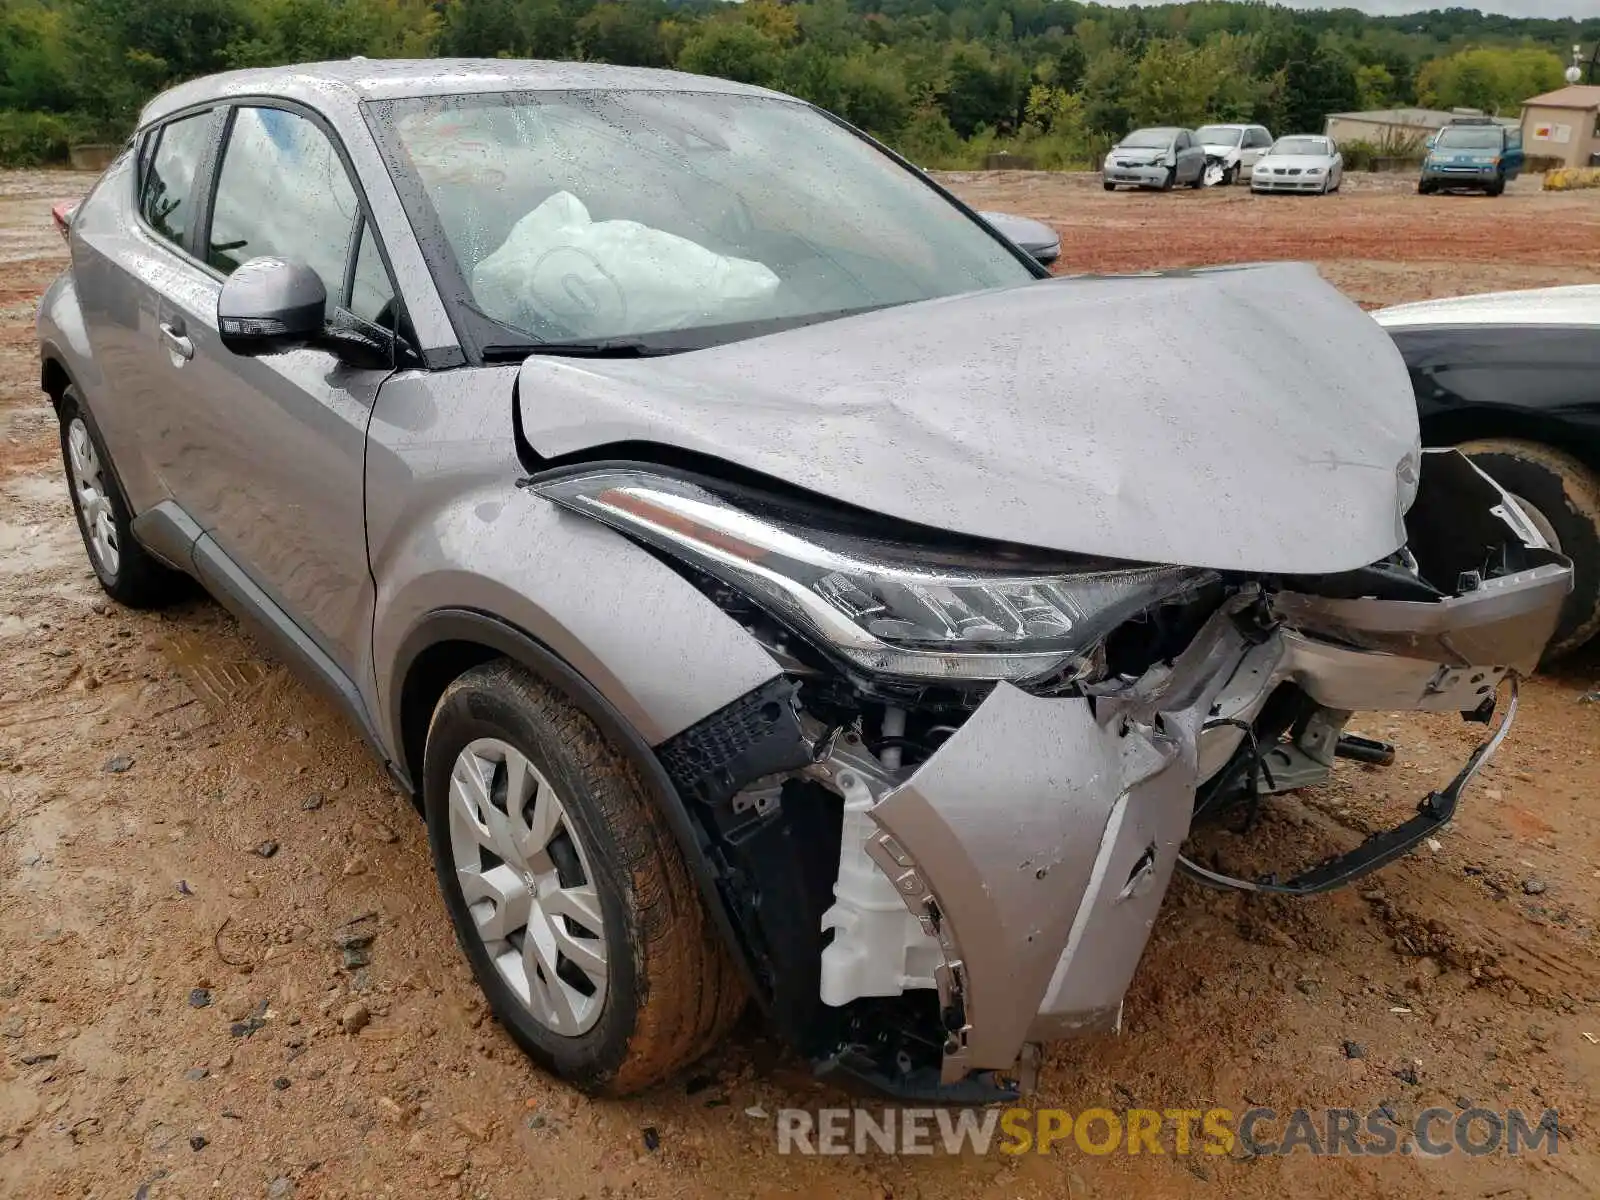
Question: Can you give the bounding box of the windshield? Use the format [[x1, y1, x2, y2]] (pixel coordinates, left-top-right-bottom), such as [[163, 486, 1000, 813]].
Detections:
[[368, 90, 1034, 351], [1269, 137, 1329, 157], [1119, 129, 1174, 150], [1433, 126, 1504, 151], [1196, 127, 1241, 146]]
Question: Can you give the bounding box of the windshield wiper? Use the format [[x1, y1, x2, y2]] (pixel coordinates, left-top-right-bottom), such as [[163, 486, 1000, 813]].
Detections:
[[482, 338, 684, 361]]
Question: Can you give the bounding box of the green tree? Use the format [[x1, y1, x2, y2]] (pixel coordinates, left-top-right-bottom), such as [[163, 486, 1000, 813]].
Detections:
[[0, 1, 79, 112], [576, 1, 668, 67], [1256, 25, 1359, 133], [227, 0, 437, 68], [676, 20, 783, 87], [1080, 45, 1133, 137], [1128, 38, 1212, 128], [1416, 47, 1563, 115], [68, 0, 253, 119], [1354, 62, 1396, 110], [942, 41, 1022, 137], [436, 0, 523, 57], [835, 48, 912, 136]]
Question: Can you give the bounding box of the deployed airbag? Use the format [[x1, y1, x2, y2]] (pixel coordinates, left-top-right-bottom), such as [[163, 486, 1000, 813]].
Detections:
[[471, 191, 780, 339]]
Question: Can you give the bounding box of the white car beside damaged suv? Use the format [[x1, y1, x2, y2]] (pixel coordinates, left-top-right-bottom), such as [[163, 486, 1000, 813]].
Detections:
[[1196, 123, 1275, 184], [38, 59, 1573, 1104], [1251, 135, 1345, 194]]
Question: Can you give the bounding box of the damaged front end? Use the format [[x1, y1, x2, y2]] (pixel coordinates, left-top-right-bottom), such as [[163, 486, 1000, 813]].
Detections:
[[532, 449, 1568, 1101]]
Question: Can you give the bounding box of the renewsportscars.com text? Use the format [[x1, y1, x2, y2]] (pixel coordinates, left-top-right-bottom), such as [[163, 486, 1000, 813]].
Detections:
[[775, 1106, 1562, 1157]]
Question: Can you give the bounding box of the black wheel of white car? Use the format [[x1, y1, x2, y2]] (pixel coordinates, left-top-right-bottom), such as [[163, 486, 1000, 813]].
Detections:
[[1103, 180, 1115, 191], [1224, 164, 1238, 185], [1160, 167, 1175, 191], [422, 660, 744, 1095], [1458, 438, 1600, 660], [57, 388, 186, 609]]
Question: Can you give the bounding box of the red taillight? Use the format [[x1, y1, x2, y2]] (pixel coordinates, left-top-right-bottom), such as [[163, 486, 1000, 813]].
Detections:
[[51, 200, 80, 241]]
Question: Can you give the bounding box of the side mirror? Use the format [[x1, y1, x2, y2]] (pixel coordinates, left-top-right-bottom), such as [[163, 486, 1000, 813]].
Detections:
[[1425, 135, 1438, 150], [217, 257, 326, 357]]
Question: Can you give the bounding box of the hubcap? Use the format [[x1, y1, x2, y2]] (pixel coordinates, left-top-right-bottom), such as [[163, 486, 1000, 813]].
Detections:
[[67, 418, 119, 576], [1507, 491, 1562, 553], [448, 738, 608, 1036]]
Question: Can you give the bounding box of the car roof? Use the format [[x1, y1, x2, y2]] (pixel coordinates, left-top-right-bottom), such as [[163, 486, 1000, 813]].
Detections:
[[139, 58, 782, 129]]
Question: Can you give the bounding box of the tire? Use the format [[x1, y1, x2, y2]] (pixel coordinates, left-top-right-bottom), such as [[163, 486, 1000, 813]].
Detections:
[[1224, 164, 1238, 186], [1457, 438, 1600, 660], [1160, 167, 1175, 192], [1103, 180, 1115, 191], [1486, 175, 1505, 197], [1417, 180, 1434, 195], [423, 660, 744, 1095], [1189, 166, 1204, 190], [57, 388, 187, 609]]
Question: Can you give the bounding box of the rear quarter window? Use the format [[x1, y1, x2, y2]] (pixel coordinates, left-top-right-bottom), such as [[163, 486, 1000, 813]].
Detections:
[[138, 111, 215, 250]]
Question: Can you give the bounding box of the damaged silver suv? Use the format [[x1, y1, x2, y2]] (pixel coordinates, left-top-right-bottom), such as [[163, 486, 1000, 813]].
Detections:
[[38, 60, 1571, 1100]]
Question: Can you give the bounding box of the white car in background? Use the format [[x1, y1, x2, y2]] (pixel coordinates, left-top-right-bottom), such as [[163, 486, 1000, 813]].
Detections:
[[1195, 123, 1274, 185], [1251, 135, 1344, 194]]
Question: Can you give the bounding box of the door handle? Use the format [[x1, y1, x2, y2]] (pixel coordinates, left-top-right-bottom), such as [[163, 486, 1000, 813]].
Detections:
[[159, 321, 193, 361]]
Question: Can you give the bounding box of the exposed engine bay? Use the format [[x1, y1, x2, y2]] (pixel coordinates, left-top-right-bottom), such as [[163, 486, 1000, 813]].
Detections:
[[532, 447, 1568, 1103]]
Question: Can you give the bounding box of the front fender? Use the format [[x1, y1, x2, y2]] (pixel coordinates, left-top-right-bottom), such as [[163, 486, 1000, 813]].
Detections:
[[366, 369, 782, 758]]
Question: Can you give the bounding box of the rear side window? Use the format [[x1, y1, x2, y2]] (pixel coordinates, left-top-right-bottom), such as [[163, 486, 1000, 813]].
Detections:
[[208, 106, 360, 300], [139, 112, 214, 250]]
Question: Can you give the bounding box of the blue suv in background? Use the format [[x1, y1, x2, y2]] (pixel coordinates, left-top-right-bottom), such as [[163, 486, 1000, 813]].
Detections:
[[1418, 116, 1525, 196]]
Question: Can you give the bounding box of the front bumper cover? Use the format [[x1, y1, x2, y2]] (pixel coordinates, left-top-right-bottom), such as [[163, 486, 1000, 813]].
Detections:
[[1103, 163, 1170, 186], [1421, 163, 1499, 186], [862, 451, 1570, 1085]]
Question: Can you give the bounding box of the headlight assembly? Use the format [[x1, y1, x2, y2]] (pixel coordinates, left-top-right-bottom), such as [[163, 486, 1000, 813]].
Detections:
[[533, 468, 1216, 684]]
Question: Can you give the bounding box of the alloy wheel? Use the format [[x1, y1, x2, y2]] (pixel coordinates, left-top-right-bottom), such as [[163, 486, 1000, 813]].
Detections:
[[67, 417, 119, 576], [447, 737, 609, 1036]]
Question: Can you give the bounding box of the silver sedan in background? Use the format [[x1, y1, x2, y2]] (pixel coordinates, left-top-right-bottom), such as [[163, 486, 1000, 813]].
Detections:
[[979, 211, 1059, 265], [1251, 135, 1345, 194]]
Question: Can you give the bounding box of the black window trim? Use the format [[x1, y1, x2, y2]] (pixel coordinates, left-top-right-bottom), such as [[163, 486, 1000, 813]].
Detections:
[[134, 94, 416, 359], [203, 98, 408, 330], [131, 104, 227, 269]]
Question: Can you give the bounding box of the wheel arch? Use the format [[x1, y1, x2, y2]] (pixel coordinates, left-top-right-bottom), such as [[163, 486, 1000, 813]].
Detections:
[[40, 352, 73, 413], [389, 608, 762, 992]]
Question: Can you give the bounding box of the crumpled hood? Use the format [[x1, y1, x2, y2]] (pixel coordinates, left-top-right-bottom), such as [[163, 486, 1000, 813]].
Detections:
[[516, 261, 1420, 574]]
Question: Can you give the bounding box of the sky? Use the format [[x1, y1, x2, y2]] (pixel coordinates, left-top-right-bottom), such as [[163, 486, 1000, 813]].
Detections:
[[1094, 0, 1599, 16]]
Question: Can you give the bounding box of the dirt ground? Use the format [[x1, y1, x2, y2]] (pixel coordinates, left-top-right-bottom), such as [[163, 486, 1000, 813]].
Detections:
[[2, 167, 1598, 1200]]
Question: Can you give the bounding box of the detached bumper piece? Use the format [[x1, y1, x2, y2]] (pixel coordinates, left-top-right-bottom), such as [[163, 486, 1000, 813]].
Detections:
[[1179, 678, 1518, 896]]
